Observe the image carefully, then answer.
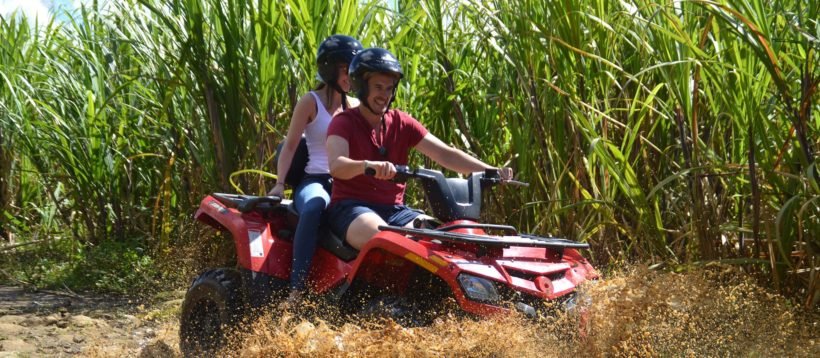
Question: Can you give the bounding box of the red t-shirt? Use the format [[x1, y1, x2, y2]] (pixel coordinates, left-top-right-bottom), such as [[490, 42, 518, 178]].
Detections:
[[327, 108, 428, 205]]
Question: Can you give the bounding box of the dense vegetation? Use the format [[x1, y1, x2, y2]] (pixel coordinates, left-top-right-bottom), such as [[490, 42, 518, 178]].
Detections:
[[0, 0, 817, 307]]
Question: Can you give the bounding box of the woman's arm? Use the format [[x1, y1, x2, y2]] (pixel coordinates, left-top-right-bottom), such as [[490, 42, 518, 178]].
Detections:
[[269, 93, 315, 195]]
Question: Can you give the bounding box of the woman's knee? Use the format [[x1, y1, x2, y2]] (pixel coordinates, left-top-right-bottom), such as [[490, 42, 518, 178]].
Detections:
[[296, 179, 328, 196], [294, 188, 330, 213], [299, 196, 329, 214]]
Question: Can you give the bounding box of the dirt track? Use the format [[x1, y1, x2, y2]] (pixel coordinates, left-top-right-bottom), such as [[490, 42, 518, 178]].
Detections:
[[0, 286, 180, 357]]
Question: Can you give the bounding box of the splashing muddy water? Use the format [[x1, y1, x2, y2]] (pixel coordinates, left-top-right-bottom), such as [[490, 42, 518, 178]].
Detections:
[[39, 266, 817, 357], [209, 266, 818, 357]]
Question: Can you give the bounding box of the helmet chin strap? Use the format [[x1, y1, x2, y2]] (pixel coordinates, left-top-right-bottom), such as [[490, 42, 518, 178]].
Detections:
[[326, 81, 348, 110], [359, 86, 396, 117], [362, 99, 380, 116]]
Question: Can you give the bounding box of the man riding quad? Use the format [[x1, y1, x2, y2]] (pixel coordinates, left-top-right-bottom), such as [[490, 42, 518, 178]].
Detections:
[[326, 47, 514, 250]]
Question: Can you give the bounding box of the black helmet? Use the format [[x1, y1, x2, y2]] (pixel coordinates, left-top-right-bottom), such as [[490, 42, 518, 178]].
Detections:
[[349, 48, 403, 113], [316, 35, 363, 86]]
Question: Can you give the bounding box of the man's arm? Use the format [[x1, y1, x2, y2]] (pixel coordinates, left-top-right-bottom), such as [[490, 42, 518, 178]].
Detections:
[[327, 134, 397, 180], [415, 133, 513, 180], [327, 134, 361, 180], [414, 133, 495, 174]]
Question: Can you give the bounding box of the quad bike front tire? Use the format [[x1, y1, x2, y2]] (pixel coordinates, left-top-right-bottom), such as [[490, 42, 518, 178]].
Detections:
[[361, 294, 437, 327], [357, 268, 456, 327], [179, 268, 245, 357]]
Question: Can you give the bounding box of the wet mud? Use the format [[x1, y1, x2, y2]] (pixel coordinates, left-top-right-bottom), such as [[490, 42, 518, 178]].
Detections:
[[1, 266, 817, 357]]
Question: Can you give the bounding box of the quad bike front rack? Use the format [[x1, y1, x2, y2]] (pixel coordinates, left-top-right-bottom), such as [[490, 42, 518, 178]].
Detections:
[[378, 225, 590, 249]]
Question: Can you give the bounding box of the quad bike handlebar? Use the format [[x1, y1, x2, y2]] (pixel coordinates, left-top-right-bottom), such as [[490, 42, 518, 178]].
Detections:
[[390, 165, 529, 187], [365, 165, 527, 222], [215, 165, 527, 221]]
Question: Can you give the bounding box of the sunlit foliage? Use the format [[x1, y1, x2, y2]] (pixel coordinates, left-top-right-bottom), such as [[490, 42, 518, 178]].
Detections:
[[0, 0, 817, 305]]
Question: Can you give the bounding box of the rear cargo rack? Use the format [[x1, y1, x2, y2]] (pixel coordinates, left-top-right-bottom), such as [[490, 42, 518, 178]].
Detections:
[[211, 193, 283, 213]]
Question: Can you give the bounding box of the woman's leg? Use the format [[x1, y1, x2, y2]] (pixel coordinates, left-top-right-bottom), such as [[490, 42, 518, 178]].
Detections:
[[289, 178, 331, 291]]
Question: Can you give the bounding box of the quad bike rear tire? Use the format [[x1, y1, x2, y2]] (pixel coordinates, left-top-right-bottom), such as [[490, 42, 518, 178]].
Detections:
[[179, 268, 245, 357]]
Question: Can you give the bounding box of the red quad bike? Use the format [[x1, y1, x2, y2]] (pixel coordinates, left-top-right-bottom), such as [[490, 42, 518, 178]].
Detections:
[[179, 167, 598, 355]]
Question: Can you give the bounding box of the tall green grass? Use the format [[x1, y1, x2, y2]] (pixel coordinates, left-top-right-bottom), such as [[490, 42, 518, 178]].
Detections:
[[0, 0, 817, 305]]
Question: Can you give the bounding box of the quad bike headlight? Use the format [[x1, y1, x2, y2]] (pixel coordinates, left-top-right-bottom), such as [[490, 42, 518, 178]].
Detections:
[[457, 273, 500, 302]]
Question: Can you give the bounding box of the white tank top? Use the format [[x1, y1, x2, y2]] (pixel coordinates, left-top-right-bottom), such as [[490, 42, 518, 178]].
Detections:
[[303, 91, 332, 174]]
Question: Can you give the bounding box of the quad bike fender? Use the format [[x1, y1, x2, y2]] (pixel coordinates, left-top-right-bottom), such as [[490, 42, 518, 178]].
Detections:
[[347, 230, 459, 293], [194, 196, 288, 275], [352, 232, 511, 316], [347, 231, 498, 313], [350, 231, 446, 278]]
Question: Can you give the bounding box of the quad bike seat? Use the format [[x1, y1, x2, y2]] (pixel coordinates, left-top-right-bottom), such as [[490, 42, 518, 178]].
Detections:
[[212, 193, 287, 216], [285, 204, 359, 261]]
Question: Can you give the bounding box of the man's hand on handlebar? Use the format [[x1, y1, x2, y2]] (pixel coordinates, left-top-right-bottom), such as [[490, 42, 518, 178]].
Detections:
[[498, 167, 513, 181], [493, 167, 528, 187], [364, 160, 397, 180]]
